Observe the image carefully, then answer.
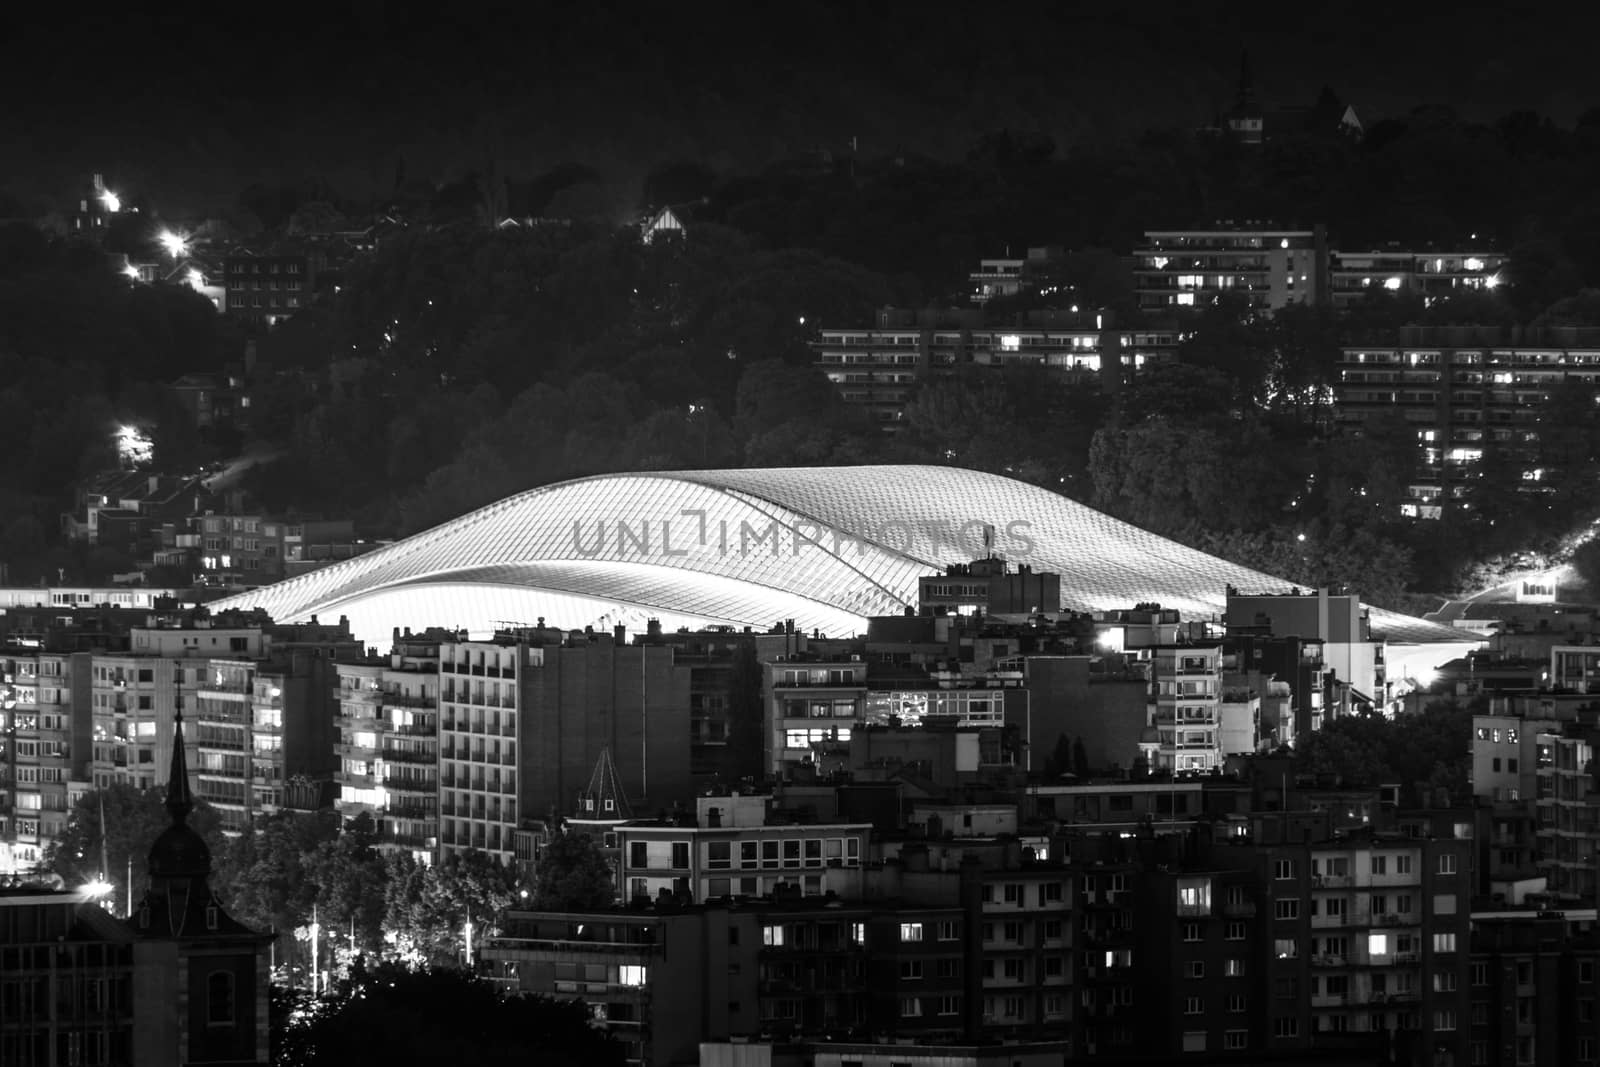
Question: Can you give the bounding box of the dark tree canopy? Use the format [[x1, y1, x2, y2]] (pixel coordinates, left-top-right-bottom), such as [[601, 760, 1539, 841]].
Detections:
[[273, 962, 626, 1067], [45, 784, 228, 911], [1295, 699, 1474, 805], [531, 830, 616, 911]]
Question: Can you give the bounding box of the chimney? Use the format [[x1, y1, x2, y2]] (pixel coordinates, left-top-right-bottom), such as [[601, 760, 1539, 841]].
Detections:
[[613, 624, 627, 645]]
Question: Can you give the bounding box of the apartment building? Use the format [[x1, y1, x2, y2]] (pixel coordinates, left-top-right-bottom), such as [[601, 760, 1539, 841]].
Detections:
[[1224, 587, 1384, 716], [1551, 644, 1600, 694], [435, 637, 531, 865], [812, 307, 1177, 428], [1126, 864, 1264, 1058], [615, 794, 868, 904], [431, 627, 691, 867], [969, 862, 1074, 1038], [222, 251, 312, 327], [333, 632, 442, 863], [968, 257, 1026, 304], [1334, 326, 1600, 517], [767, 654, 868, 772], [1329, 249, 1506, 309], [1142, 644, 1224, 773], [1132, 225, 1328, 312], [482, 906, 758, 1067], [0, 651, 91, 874], [1251, 830, 1473, 1063], [1534, 720, 1600, 903], [1469, 909, 1600, 1067]]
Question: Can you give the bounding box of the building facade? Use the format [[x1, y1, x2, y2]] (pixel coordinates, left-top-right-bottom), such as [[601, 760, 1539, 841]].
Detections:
[[1133, 226, 1328, 312]]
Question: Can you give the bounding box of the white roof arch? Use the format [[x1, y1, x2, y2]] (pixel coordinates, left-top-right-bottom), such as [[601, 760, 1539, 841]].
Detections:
[[211, 465, 1472, 650]]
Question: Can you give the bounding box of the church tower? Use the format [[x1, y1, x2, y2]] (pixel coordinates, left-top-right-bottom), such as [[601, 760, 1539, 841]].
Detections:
[[1226, 51, 1266, 145], [128, 711, 272, 1065]]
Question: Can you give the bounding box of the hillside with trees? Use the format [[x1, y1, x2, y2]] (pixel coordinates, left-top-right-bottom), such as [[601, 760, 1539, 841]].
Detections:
[[9, 103, 1600, 601]]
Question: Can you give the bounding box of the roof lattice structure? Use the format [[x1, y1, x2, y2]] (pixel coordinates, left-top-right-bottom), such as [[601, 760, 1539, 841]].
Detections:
[[211, 465, 1474, 652]]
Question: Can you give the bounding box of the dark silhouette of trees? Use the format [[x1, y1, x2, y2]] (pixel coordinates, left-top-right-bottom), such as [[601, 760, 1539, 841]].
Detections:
[[44, 785, 229, 911], [1295, 699, 1474, 805], [1572, 538, 1600, 597], [531, 830, 616, 911], [272, 961, 625, 1067]]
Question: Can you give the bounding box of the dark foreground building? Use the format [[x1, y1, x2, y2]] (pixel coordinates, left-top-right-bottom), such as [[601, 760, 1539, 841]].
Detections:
[[0, 712, 271, 1065]]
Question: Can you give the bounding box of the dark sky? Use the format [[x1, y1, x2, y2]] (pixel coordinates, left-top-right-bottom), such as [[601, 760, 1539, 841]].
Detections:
[[7, 2, 1600, 218]]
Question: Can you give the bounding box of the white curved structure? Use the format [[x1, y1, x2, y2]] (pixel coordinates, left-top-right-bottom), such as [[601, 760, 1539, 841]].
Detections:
[[213, 466, 1473, 657]]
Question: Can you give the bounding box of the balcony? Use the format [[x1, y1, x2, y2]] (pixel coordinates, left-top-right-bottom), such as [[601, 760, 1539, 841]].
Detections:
[[382, 692, 437, 710], [335, 743, 378, 760], [387, 801, 437, 819], [382, 771, 430, 789], [1223, 900, 1257, 918], [381, 747, 436, 765], [487, 935, 654, 958], [385, 832, 438, 850]]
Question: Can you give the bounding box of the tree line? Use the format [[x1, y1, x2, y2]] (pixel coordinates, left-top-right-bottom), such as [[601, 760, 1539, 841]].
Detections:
[[47, 785, 623, 974]]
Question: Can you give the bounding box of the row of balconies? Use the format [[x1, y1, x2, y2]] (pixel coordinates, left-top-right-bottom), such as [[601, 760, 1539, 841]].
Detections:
[[440, 663, 513, 677], [439, 775, 510, 792], [386, 802, 437, 819], [381, 747, 436, 765], [383, 831, 439, 849], [441, 721, 517, 736], [440, 749, 516, 766]]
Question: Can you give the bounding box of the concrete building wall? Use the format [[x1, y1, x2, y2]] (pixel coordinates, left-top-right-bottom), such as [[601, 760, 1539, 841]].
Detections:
[[1024, 656, 1147, 774], [523, 639, 692, 819]]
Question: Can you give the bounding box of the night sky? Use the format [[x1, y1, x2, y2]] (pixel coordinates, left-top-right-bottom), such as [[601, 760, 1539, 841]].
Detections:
[[7, 2, 1600, 217]]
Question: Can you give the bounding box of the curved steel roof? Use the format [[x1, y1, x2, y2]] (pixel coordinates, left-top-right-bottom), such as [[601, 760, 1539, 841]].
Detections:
[[212, 465, 1473, 649]]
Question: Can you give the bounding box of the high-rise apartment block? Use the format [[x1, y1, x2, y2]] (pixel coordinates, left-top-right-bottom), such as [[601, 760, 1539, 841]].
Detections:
[[1335, 326, 1600, 517], [334, 629, 443, 863], [1133, 226, 1328, 312]]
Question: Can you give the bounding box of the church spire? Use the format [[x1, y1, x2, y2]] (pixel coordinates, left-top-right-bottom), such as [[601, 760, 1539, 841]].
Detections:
[[1234, 50, 1257, 112], [166, 709, 194, 823]]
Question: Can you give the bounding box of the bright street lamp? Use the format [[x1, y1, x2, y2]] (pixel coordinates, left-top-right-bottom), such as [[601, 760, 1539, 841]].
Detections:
[[158, 230, 188, 258], [83, 878, 115, 911]]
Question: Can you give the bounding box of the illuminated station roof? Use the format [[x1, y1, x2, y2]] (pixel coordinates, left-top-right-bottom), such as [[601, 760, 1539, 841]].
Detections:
[[212, 465, 1475, 654]]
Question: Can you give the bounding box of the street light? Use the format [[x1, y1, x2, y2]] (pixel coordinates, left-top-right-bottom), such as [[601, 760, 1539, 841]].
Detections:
[[157, 230, 188, 258], [83, 878, 115, 912]]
